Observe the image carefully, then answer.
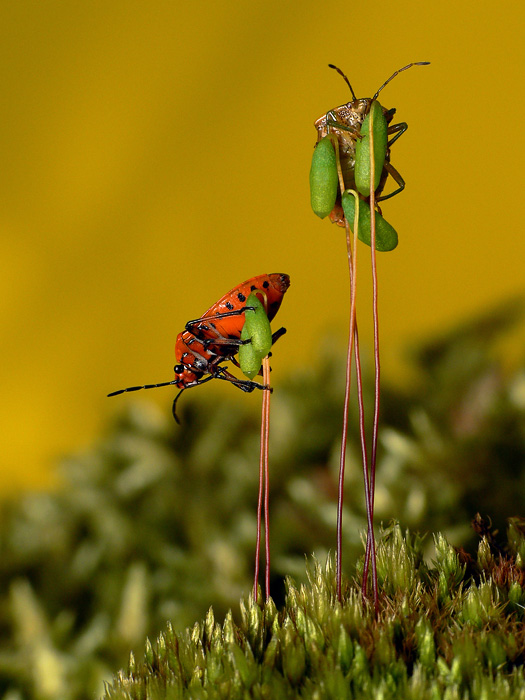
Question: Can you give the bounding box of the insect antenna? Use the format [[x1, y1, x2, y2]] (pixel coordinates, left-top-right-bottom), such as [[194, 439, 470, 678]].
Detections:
[[372, 61, 430, 101], [171, 387, 185, 425], [328, 63, 357, 101], [107, 379, 179, 397], [171, 375, 214, 424]]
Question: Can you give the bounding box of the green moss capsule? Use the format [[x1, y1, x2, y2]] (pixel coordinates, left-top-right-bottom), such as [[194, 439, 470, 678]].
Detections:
[[341, 191, 398, 252], [355, 101, 388, 197], [309, 136, 338, 219], [239, 294, 272, 380], [239, 325, 261, 380]]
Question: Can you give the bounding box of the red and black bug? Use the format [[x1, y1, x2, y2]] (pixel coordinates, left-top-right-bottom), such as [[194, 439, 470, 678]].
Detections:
[[108, 273, 290, 422]]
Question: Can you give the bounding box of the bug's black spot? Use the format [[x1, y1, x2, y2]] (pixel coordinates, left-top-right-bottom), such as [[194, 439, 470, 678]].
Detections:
[[237, 292, 246, 303], [225, 301, 234, 310], [250, 284, 256, 291], [263, 280, 270, 288], [268, 301, 279, 317], [228, 334, 238, 340], [200, 324, 209, 332], [210, 322, 216, 330]]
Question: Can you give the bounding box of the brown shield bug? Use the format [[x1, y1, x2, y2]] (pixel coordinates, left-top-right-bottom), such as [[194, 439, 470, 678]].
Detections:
[[313, 62, 429, 226]]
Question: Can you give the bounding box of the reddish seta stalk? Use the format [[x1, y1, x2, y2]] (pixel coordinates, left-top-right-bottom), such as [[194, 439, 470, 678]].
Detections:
[[362, 108, 379, 613], [254, 356, 272, 601]]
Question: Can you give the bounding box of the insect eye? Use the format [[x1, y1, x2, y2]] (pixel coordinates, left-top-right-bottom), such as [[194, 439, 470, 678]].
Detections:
[[174, 364, 184, 374]]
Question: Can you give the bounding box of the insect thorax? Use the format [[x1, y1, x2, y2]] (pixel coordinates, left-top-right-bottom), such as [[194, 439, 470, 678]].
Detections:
[[315, 98, 370, 138], [314, 98, 394, 189]]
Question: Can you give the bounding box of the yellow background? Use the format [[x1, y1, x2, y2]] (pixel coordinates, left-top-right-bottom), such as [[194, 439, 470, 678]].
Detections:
[[1, 1, 524, 492]]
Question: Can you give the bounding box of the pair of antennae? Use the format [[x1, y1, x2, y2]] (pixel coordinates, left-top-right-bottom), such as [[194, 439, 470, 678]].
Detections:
[[328, 61, 430, 102]]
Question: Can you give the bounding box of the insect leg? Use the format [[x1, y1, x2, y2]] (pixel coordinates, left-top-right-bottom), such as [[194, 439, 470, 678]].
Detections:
[[184, 307, 256, 335], [229, 327, 286, 371], [214, 366, 271, 393], [202, 337, 251, 347], [185, 307, 258, 348], [387, 121, 408, 148], [271, 327, 287, 345], [202, 325, 287, 350], [376, 161, 405, 202], [325, 118, 361, 140]]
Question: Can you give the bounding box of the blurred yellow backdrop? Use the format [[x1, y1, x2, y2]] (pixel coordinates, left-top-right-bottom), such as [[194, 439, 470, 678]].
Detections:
[[1, 1, 524, 492]]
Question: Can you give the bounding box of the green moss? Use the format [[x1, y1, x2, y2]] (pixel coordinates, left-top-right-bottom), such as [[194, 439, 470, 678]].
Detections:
[[104, 523, 525, 699]]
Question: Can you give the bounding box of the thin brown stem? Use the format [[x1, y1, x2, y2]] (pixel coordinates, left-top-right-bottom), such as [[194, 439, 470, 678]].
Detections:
[[253, 388, 264, 601], [262, 356, 271, 600], [362, 105, 379, 613], [331, 130, 370, 604], [341, 195, 373, 608], [337, 249, 353, 601], [334, 134, 352, 601], [337, 196, 360, 602], [353, 324, 372, 607], [254, 358, 272, 601]]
